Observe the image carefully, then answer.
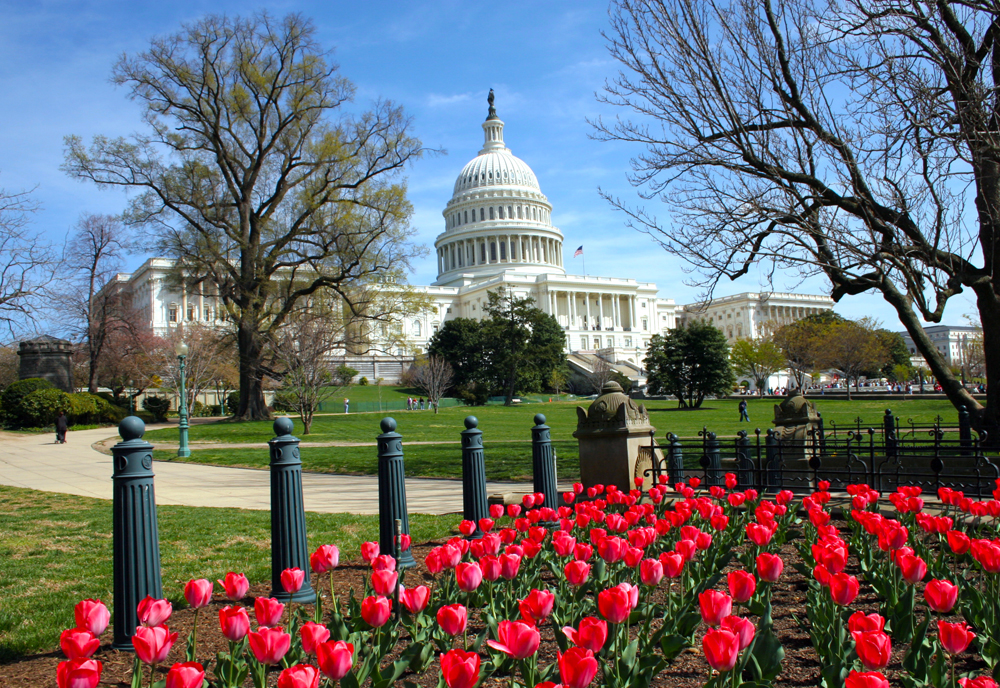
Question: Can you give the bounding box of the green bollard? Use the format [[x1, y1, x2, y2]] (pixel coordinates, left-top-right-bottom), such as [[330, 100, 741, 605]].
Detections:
[[268, 417, 315, 602], [111, 416, 163, 650], [531, 414, 558, 512], [461, 416, 488, 539], [378, 418, 415, 569]]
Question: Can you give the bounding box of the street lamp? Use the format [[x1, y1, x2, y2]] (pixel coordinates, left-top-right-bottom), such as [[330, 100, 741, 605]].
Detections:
[[175, 341, 190, 458]]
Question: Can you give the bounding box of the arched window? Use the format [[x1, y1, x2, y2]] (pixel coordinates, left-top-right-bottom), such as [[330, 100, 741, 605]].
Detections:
[[464, 210, 468, 224], [413, 320, 422, 336], [481, 243, 487, 262], [498, 206, 504, 219], [480, 208, 485, 221], [510, 241, 517, 259], [489, 207, 495, 220], [490, 242, 497, 261], [508, 206, 513, 219], [500, 242, 507, 259], [517, 206, 523, 219]]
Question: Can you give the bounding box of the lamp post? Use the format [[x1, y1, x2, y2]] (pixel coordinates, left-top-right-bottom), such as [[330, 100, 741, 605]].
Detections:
[[175, 341, 190, 458]]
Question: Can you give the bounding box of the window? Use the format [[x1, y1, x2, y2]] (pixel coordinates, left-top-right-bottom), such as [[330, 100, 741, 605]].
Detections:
[[607, 337, 614, 348], [511, 242, 516, 259], [641, 317, 647, 330], [581, 336, 589, 349], [625, 337, 632, 347], [480, 208, 485, 221], [489, 207, 495, 220], [498, 206, 504, 219], [187, 306, 195, 321], [168, 305, 178, 323], [508, 206, 513, 219], [204, 308, 212, 321], [446, 308, 452, 314], [518, 206, 523, 219], [500, 242, 507, 260], [490, 242, 497, 261], [481, 243, 487, 262], [413, 320, 422, 337], [464, 210, 468, 223]]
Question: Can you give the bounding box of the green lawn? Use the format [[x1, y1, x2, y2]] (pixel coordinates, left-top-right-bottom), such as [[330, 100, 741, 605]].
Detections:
[[141, 397, 964, 480], [0, 486, 454, 661]]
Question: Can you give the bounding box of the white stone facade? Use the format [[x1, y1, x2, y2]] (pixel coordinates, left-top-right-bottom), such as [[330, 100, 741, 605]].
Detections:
[[677, 292, 834, 343], [898, 325, 982, 369]]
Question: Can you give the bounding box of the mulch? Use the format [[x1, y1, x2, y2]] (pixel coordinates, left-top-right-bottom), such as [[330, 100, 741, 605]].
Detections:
[[0, 527, 989, 687]]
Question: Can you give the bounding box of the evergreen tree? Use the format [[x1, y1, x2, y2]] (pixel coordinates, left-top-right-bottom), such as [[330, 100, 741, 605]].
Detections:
[[644, 322, 734, 408]]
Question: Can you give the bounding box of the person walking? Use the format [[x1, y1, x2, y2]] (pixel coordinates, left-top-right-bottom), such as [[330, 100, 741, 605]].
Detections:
[[55, 410, 69, 444], [419, 397, 425, 410], [738, 399, 749, 422], [344, 398, 349, 414]]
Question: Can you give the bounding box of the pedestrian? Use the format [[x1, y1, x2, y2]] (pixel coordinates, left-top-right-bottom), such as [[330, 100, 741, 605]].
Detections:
[[55, 410, 68, 444], [738, 399, 749, 422], [419, 397, 424, 410], [407, 397, 412, 411], [344, 398, 349, 414]]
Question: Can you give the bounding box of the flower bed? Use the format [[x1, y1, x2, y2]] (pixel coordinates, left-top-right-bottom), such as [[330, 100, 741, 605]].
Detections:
[[44, 476, 1000, 688]]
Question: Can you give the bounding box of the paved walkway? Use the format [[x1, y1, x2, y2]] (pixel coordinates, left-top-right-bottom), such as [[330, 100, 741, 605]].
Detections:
[[0, 425, 538, 515]]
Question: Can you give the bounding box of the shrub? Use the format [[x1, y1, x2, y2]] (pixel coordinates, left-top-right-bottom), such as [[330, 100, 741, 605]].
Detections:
[[142, 396, 171, 422], [359, 376, 369, 386], [20, 388, 73, 428], [69, 392, 127, 425], [226, 391, 240, 415], [1, 378, 55, 426], [271, 390, 295, 412], [207, 404, 222, 416]]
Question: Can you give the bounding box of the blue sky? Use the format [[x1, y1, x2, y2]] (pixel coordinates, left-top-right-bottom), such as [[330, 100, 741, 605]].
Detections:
[[0, 0, 975, 329]]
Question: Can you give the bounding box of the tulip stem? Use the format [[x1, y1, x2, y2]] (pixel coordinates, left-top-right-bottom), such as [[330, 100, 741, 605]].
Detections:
[[148, 662, 156, 688], [190, 608, 199, 661]]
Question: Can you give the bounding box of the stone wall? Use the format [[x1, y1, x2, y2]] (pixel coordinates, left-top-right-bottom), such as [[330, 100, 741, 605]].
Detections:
[[18, 335, 74, 392]]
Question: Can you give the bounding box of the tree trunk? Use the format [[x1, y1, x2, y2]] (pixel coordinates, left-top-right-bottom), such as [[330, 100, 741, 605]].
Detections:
[[974, 288, 1000, 438], [236, 324, 271, 421]]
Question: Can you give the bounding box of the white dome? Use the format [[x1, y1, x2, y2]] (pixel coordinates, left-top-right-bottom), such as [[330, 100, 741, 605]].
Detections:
[[453, 148, 540, 195]]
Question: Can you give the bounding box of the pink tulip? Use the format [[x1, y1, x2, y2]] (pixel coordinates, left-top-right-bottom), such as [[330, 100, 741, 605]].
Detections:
[[456, 562, 483, 592], [219, 605, 251, 641], [925, 579, 959, 613], [184, 579, 212, 609], [249, 626, 292, 665], [699, 590, 733, 627], [437, 604, 468, 636], [164, 662, 205, 688], [317, 640, 354, 681], [558, 647, 599, 688], [519, 589, 555, 624], [137, 596, 173, 628], [361, 596, 392, 628], [310, 544, 340, 573], [60, 628, 99, 659], [218, 572, 249, 601], [486, 620, 541, 659], [400, 585, 430, 613], [281, 568, 305, 594], [73, 599, 110, 637], [371, 569, 398, 596], [277, 664, 320, 688], [721, 615, 755, 650], [254, 597, 285, 628], [132, 625, 178, 665], [702, 628, 739, 671], [56, 657, 102, 688], [562, 617, 608, 652], [300, 622, 331, 655]]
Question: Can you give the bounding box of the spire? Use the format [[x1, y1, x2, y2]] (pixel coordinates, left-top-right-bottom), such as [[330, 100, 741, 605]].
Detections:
[[481, 89, 506, 153]]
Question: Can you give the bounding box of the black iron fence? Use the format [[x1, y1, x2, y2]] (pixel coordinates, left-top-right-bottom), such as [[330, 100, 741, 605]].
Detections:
[[639, 407, 999, 498]]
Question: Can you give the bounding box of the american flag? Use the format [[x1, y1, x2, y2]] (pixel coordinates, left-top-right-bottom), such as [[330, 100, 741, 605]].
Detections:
[[574, 246, 583, 257]]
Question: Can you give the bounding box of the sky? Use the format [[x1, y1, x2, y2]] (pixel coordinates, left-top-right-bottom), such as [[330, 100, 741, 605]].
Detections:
[[0, 0, 977, 332]]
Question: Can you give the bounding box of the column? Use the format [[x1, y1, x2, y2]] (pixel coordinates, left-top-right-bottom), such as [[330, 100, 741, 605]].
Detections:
[[613, 296, 620, 328], [599, 294, 605, 330], [631, 296, 637, 330], [570, 291, 576, 328]]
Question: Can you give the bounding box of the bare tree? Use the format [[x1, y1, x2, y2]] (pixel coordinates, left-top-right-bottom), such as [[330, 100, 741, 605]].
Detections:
[[272, 311, 354, 433], [64, 13, 426, 420], [596, 0, 1000, 432], [589, 351, 618, 393], [0, 183, 58, 338], [63, 214, 132, 393], [773, 320, 825, 391], [411, 355, 454, 413], [97, 316, 163, 403], [155, 324, 234, 418]]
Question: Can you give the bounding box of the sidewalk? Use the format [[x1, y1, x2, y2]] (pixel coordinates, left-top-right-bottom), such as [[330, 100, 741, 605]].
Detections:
[[0, 425, 537, 515]]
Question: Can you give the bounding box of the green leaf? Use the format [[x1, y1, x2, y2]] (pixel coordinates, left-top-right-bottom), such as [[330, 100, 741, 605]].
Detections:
[[620, 638, 639, 670]]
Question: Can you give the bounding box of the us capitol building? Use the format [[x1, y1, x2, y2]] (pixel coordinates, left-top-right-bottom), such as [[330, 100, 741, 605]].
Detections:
[[111, 94, 833, 385]]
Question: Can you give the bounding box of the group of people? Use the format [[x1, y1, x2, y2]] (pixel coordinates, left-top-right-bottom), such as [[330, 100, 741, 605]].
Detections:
[[406, 397, 429, 411]]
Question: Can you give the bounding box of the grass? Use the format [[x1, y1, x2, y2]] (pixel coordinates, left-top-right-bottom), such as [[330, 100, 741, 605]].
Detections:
[[0, 486, 454, 661], [141, 397, 965, 480]]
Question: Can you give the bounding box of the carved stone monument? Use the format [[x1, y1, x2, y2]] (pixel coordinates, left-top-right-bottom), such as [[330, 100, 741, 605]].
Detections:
[[574, 382, 657, 491], [18, 335, 74, 392], [772, 391, 821, 469]]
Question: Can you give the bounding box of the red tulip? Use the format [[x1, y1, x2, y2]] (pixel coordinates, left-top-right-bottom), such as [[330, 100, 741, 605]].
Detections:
[[73, 599, 110, 637], [640, 559, 664, 586], [829, 573, 860, 606], [574, 542, 594, 561], [361, 596, 392, 628], [219, 605, 250, 641], [300, 622, 331, 655], [727, 571, 756, 603], [699, 590, 733, 627], [959, 678, 1000, 688], [316, 640, 354, 681], [437, 604, 468, 636], [456, 562, 483, 592], [440, 649, 481, 688], [165, 662, 205, 688], [218, 572, 249, 601], [249, 626, 291, 665], [361, 541, 380, 563], [254, 597, 286, 628], [490, 503, 504, 518], [137, 596, 172, 628], [486, 620, 540, 659], [564, 560, 591, 586], [947, 530, 971, 554], [939, 621, 976, 654], [310, 544, 340, 573], [848, 611, 886, 633], [425, 549, 443, 575], [897, 554, 927, 584], [746, 522, 774, 546], [184, 579, 212, 609], [479, 555, 501, 581], [132, 625, 178, 665], [598, 586, 632, 624], [60, 628, 99, 659], [675, 539, 697, 562], [925, 579, 959, 613], [702, 628, 740, 671], [845, 670, 890, 688], [400, 585, 430, 613], [277, 664, 320, 688], [459, 519, 476, 536], [597, 536, 627, 563], [558, 647, 599, 688], [660, 551, 685, 578], [371, 570, 398, 596], [696, 531, 713, 550], [756, 553, 784, 582], [562, 617, 608, 652], [721, 615, 755, 650], [519, 589, 555, 624], [281, 568, 305, 594], [371, 554, 396, 572], [56, 657, 102, 688], [852, 630, 891, 670], [500, 553, 521, 579]]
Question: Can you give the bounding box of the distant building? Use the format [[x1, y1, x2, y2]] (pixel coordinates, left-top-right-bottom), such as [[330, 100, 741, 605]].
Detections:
[[677, 292, 833, 342], [898, 325, 982, 370]]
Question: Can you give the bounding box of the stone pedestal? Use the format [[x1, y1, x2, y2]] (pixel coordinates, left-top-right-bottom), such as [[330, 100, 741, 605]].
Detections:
[[573, 382, 657, 492], [772, 391, 821, 472], [18, 335, 73, 392]]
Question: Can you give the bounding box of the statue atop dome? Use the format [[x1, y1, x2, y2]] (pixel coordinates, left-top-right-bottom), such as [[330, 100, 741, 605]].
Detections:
[[487, 88, 498, 121]]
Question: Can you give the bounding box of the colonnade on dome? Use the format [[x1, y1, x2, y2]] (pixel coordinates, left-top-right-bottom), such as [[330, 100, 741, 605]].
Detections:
[[436, 233, 562, 276]]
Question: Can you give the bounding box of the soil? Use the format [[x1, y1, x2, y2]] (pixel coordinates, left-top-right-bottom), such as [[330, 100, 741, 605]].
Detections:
[[0, 528, 989, 687]]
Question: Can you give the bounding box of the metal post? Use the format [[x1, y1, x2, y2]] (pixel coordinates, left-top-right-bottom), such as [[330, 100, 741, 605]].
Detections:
[[735, 430, 752, 490], [111, 417, 163, 650], [704, 431, 722, 487], [378, 417, 416, 569], [531, 414, 558, 511], [268, 417, 316, 601], [764, 429, 780, 489], [666, 432, 684, 484], [177, 353, 190, 458], [959, 405, 973, 457], [883, 409, 896, 464], [461, 416, 488, 539]]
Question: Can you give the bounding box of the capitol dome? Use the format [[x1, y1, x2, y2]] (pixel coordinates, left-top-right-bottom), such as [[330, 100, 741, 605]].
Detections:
[[433, 91, 565, 286]]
